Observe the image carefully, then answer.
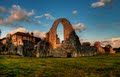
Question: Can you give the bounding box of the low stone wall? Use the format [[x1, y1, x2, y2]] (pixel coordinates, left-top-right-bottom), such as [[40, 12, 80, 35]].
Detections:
[[47, 46, 98, 58]]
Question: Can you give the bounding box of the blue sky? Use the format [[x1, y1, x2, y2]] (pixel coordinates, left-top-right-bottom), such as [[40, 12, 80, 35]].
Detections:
[[0, 0, 120, 42]]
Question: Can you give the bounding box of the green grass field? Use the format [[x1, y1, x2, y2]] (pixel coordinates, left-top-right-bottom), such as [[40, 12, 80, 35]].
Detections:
[[0, 53, 120, 77]]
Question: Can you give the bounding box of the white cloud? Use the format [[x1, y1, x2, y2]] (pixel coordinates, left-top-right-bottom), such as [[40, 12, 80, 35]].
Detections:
[[72, 10, 78, 15], [73, 23, 86, 32], [8, 27, 28, 35], [8, 5, 34, 22], [35, 13, 55, 21], [100, 40, 112, 47], [112, 38, 120, 48], [92, 2, 105, 8], [0, 5, 35, 27], [27, 9, 34, 16], [33, 30, 47, 40], [100, 38, 120, 48], [44, 13, 55, 20], [91, 0, 112, 8], [35, 15, 43, 19], [37, 20, 49, 26], [7, 28, 47, 40]]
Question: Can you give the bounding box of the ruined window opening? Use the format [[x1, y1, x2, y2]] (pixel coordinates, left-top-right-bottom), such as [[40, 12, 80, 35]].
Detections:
[[56, 23, 64, 44]]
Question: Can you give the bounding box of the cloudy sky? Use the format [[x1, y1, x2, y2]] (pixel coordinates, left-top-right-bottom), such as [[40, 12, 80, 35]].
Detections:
[[0, 0, 120, 42]]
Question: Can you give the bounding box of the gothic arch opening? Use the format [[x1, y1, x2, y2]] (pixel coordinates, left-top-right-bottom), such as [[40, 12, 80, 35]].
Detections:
[[48, 18, 75, 49], [56, 23, 64, 44]]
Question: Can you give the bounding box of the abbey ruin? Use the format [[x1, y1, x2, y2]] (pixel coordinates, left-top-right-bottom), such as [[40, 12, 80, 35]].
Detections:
[[0, 18, 115, 58], [37, 18, 98, 57]]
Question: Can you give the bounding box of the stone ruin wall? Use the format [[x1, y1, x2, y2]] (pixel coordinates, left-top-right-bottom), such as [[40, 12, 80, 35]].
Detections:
[[41, 18, 98, 57], [48, 18, 76, 49]]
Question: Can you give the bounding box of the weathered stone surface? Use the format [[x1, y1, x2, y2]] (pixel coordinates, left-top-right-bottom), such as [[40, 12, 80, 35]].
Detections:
[[22, 40, 34, 57], [49, 48, 67, 57], [63, 31, 81, 51], [41, 18, 98, 57], [104, 44, 116, 54], [69, 46, 98, 57], [0, 42, 4, 52], [6, 37, 12, 52], [0, 18, 99, 57], [17, 45, 23, 56], [4, 37, 17, 54], [36, 41, 49, 57], [79, 46, 98, 56], [0, 42, 5, 55], [48, 45, 98, 58], [16, 40, 34, 57], [48, 18, 80, 49], [44, 18, 82, 57], [9, 44, 17, 54]]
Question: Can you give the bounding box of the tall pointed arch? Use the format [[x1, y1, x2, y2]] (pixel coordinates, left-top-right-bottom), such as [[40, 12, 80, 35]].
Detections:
[[48, 18, 75, 49]]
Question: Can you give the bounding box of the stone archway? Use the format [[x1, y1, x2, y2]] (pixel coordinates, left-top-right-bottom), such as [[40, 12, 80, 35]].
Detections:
[[40, 18, 98, 57], [48, 18, 75, 49], [37, 18, 99, 57]]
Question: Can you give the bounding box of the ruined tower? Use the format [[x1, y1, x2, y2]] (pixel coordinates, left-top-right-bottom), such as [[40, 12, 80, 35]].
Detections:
[[37, 18, 97, 57], [47, 18, 81, 49]]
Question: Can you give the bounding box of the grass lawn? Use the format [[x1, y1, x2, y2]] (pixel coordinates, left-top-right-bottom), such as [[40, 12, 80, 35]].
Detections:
[[0, 53, 120, 77]]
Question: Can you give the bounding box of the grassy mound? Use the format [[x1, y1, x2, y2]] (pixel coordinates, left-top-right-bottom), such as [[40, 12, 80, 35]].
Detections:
[[0, 53, 120, 77]]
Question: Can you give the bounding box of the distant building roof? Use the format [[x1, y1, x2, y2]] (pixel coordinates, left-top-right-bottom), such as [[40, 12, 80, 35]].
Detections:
[[0, 37, 6, 43], [0, 37, 6, 40], [12, 32, 41, 41]]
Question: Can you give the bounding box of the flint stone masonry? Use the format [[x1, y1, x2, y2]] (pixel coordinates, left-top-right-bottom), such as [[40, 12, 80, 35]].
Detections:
[[105, 45, 116, 54], [0, 18, 99, 57], [40, 18, 98, 57], [37, 41, 49, 57], [48, 18, 79, 49]]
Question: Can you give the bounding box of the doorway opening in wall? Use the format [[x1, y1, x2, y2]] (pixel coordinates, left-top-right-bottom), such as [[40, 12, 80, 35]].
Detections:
[[56, 23, 64, 45], [67, 52, 72, 58]]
